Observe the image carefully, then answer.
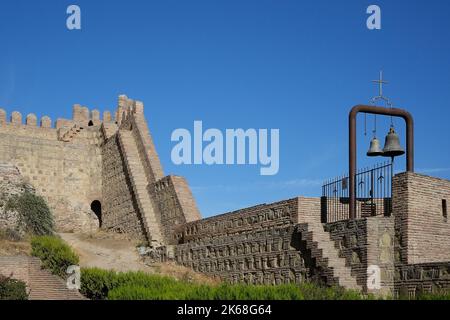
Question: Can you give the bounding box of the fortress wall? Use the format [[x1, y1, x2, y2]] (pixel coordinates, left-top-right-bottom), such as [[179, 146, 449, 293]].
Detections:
[[0, 256, 30, 285], [394, 262, 450, 297], [0, 117, 102, 233], [175, 198, 298, 242], [173, 199, 309, 284], [129, 103, 164, 184], [110, 97, 201, 243], [324, 219, 368, 288], [152, 175, 201, 244], [0, 122, 58, 140], [101, 134, 147, 240], [324, 216, 395, 295], [393, 172, 450, 264]]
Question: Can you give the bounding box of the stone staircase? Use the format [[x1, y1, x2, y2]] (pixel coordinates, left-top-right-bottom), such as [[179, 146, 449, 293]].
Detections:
[[118, 130, 163, 245], [300, 215, 362, 291], [27, 258, 86, 300], [0, 256, 85, 300], [59, 124, 84, 142]]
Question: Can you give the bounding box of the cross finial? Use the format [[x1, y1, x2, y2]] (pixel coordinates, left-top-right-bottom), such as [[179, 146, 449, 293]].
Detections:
[[372, 70, 388, 97]]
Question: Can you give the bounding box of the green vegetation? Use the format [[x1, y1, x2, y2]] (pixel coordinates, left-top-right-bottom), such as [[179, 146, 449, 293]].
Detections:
[[412, 290, 450, 300], [0, 275, 28, 300], [5, 192, 54, 236], [31, 235, 79, 277], [0, 228, 22, 242], [80, 268, 366, 300]]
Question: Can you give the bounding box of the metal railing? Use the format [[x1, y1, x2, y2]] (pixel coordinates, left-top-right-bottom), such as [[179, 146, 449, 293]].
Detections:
[[321, 162, 392, 223]]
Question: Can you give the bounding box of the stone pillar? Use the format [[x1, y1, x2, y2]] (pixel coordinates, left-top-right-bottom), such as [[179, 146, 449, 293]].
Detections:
[[41, 116, 52, 128], [0, 109, 6, 124], [26, 113, 37, 126], [103, 111, 111, 122], [81, 107, 89, 121], [134, 101, 144, 114], [72, 104, 84, 121], [91, 109, 100, 124], [11, 111, 22, 125]]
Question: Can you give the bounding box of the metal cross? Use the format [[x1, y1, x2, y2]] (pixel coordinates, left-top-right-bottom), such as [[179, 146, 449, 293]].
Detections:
[[372, 70, 388, 97]]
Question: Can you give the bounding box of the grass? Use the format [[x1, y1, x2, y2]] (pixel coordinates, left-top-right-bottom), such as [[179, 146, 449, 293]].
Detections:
[[80, 268, 367, 300], [30, 235, 79, 277]]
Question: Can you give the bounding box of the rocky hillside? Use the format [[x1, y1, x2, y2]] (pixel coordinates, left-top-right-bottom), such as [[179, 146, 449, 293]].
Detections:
[[0, 163, 35, 234]]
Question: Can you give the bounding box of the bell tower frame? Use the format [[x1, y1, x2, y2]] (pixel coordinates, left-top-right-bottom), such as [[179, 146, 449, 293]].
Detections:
[[349, 105, 414, 219]]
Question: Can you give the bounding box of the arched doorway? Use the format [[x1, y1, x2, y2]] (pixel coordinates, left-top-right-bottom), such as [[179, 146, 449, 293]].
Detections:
[[88, 120, 94, 126], [91, 200, 102, 227]]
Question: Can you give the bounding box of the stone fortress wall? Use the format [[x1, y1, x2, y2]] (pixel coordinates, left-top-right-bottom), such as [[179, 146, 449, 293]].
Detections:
[[1, 95, 449, 297], [0, 95, 201, 244], [0, 106, 103, 233]]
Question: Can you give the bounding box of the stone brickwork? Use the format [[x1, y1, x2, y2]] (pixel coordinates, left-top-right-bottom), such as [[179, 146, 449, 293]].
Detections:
[[0, 164, 35, 232], [393, 172, 450, 264], [2, 95, 450, 297], [173, 199, 310, 285], [0, 256, 86, 300], [324, 216, 395, 295], [101, 134, 147, 240], [394, 262, 450, 298], [324, 220, 368, 288], [0, 106, 105, 233], [153, 175, 201, 244], [0, 95, 201, 242]]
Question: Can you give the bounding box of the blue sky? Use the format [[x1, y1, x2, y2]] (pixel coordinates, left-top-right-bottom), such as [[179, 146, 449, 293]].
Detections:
[[1, 0, 450, 217]]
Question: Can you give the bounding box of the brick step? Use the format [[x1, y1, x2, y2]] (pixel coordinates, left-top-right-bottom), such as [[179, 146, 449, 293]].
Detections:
[[300, 220, 361, 291], [1, 256, 86, 300], [118, 130, 163, 244]]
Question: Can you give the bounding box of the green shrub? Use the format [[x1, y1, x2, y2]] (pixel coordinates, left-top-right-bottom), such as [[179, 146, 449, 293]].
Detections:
[[81, 268, 186, 300], [107, 282, 366, 301], [6, 192, 54, 236], [80, 268, 121, 300], [31, 235, 79, 277], [80, 268, 366, 300], [414, 290, 450, 300], [0, 228, 23, 241], [0, 275, 28, 300]]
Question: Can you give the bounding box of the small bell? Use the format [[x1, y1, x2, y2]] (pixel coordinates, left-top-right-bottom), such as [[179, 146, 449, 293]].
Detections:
[[367, 136, 383, 157], [382, 127, 405, 158]]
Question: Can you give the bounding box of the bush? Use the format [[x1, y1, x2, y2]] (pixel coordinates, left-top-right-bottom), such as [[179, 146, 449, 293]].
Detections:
[[414, 290, 450, 300], [80, 268, 121, 300], [6, 192, 54, 236], [80, 268, 366, 300], [81, 268, 185, 300], [0, 275, 28, 300], [31, 235, 79, 277], [0, 228, 23, 242], [107, 282, 366, 301]]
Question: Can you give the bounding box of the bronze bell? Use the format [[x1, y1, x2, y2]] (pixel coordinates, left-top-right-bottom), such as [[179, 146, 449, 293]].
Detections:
[[382, 127, 405, 157], [367, 136, 383, 157]]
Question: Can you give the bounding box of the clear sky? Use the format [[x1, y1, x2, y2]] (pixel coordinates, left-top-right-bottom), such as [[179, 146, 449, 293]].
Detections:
[[1, 0, 449, 217]]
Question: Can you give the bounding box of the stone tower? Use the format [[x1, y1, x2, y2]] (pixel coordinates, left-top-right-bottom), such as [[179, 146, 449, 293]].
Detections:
[[0, 95, 201, 246]]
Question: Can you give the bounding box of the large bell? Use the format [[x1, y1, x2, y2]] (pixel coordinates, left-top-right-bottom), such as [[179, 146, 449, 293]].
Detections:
[[382, 127, 405, 158], [367, 136, 383, 157]]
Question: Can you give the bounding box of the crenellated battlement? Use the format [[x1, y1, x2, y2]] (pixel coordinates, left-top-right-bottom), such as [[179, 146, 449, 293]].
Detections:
[[0, 109, 54, 129], [1, 93, 195, 247], [0, 102, 120, 131], [71, 104, 115, 126]]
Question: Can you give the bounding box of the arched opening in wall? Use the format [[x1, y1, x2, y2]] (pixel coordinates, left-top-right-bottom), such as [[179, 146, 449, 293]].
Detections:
[[88, 120, 94, 126], [91, 200, 102, 227]]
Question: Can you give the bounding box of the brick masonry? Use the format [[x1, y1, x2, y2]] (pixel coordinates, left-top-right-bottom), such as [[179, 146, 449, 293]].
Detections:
[[393, 172, 450, 264], [173, 199, 310, 285], [1, 96, 450, 297], [0, 256, 85, 300], [0, 95, 201, 245]]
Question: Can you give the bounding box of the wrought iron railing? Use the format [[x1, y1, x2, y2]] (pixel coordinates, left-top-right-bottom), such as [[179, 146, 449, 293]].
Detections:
[[321, 161, 392, 223]]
